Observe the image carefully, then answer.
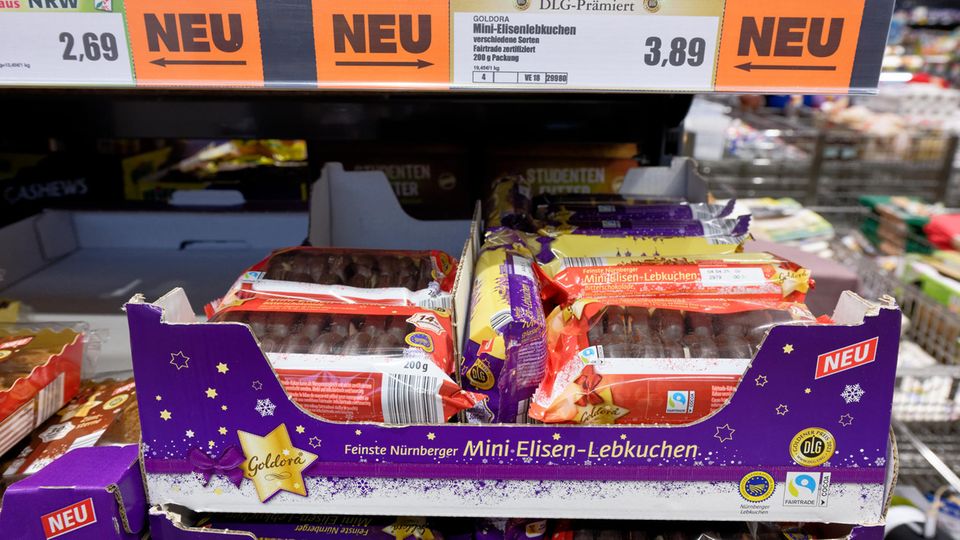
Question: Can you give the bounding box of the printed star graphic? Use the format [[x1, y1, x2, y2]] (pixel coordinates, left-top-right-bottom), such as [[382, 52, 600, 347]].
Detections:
[[221, 405, 228, 411], [427, 432, 436, 441], [252, 380, 263, 391], [205, 388, 218, 399], [714, 424, 735, 443], [155, 395, 162, 401], [805, 388, 811, 394], [170, 351, 190, 370], [355, 429, 362, 436], [213, 487, 223, 495], [185, 430, 195, 438], [782, 344, 794, 354], [620, 434, 627, 440], [308, 436, 322, 449], [208, 440, 215, 449], [839, 413, 854, 427], [776, 404, 789, 416], [296, 425, 305, 434], [552, 433, 561, 441], [875, 457, 886, 467], [755, 375, 768, 387], [216, 362, 229, 374], [218, 427, 227, 435], [160, 409, 172, 421], [282, 449, 290, 456]]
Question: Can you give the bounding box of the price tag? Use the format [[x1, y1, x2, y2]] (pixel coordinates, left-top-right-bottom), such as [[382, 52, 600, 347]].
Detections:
[[452, 2, 722, 91], [0, 12, 133, 86]]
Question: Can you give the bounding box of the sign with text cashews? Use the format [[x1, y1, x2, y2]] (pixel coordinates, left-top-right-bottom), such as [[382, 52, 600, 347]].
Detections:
[[714, 0, 886, 93], [125, 0, 264, 87], [312, 0, 449, 89]]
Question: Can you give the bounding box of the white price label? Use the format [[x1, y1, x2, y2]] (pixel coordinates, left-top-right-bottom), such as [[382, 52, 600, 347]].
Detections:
[[453, 13, 718, 91], [0, 13, 133, 86], [699, 267, 766, 287]]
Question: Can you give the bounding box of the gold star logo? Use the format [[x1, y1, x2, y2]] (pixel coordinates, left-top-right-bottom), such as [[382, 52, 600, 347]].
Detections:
[[221, 405, 228, 411], [208, 440, 215, 449], [160, 409, 172, 421], [69, 392, 103, 419], [216, 362, 229, 374], [552, 433, 561, 441], [155, 395, 162, 401], [804, 388, 811, 394], [238, 425, 318, 501], [170, 351, 190, 370], [620, 434, 627, 440], [205, 387, 218, 399], [426, 432, 436, 441], [783, 344, 794, 354], [295, 425, 305, 434], [218, 427, 227, 435], [355, 429, 362, 436]]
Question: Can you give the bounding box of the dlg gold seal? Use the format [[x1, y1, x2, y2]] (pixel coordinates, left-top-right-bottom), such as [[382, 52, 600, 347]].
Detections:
[[467, 359, 495, 391], [789, 428, 835, 467]]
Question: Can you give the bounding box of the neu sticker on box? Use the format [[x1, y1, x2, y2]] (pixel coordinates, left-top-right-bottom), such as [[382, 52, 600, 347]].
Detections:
[[0, 445, 147, 540]]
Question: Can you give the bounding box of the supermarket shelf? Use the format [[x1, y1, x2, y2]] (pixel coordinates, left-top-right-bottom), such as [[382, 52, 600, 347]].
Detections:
[[0, 210, 309, 374], [0, 91, 690, 162], [0, 0, 894, 94]]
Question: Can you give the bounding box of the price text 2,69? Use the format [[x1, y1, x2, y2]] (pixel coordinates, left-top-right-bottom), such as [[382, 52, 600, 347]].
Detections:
[[60, 32, 120, 62], [643, 36, 707, 68]]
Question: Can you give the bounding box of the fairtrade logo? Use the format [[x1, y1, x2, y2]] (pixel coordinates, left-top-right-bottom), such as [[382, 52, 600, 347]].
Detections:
[[789, 428, 836, 467], [739, 471, 775, 502], [787, 473, 817, 497], [784, 471, 829, 507], [666, 390, 694, 413]]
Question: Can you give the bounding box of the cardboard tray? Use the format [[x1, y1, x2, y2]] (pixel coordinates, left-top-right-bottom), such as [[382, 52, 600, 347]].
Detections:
[[124, 159, 899, 523]]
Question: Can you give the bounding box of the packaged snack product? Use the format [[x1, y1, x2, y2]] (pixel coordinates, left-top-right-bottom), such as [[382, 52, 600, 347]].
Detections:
[[211, 247, 457, 314], [213, 297, 481, 424], [486, 175, 534, 231], [538, 214, 751, 240], [529, 298, 816, 425], [533, 234, 746, 264], [0, 326, 85, 456], [537, 200, 736, 224], [462, 231, 548, 424], [3, 378, 139, 481], [537, 254, 813, 305]]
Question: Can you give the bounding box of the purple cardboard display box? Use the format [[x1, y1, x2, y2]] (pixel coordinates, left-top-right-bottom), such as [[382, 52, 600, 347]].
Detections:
[[126, 285, 899, 523], [0, 444, 147, 540], [125, 168, 899, 525]]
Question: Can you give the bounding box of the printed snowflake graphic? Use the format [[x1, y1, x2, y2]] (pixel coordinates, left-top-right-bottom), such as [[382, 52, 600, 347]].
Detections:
[[875, 457, 886, 467], [841, 384, 865, 404], [255, 398, 276, 417]]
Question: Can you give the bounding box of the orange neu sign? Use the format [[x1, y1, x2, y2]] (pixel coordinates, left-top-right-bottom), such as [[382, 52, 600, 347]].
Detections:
[[125, 0, 264, 87], [311, 0, 449, 88], [715, 0, 865, 92]]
